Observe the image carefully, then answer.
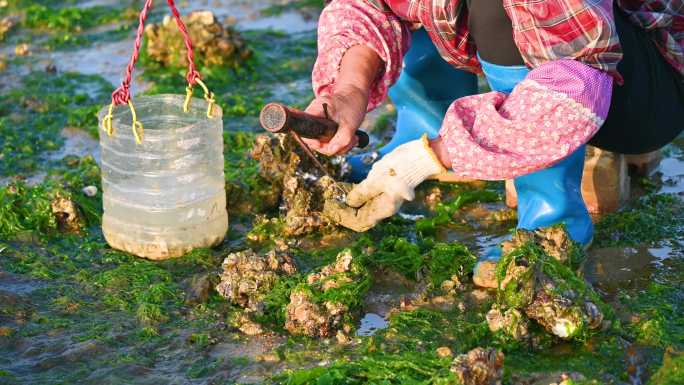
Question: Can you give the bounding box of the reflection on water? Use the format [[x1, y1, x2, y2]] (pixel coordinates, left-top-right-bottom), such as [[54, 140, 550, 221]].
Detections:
[[357, 313, 389, 336]]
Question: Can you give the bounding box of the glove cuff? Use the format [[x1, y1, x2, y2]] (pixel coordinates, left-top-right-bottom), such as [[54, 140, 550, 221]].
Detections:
[[397, 134, 448, 189]]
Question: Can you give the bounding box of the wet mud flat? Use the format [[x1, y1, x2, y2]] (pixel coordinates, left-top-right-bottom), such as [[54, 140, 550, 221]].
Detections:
[[1, 1, 684, 384]]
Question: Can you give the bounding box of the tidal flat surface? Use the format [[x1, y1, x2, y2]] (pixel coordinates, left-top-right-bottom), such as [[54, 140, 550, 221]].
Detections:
[[1, 1, 683, 384]]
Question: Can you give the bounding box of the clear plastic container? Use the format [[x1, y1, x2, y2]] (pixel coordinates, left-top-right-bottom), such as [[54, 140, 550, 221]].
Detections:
[[98, 94, 228, 260]]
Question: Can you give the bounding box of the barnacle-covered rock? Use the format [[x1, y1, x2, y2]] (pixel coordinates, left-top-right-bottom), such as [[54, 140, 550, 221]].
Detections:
[[450, 347, 504, 385], [215, 248, 297, 312], [477, 226, 583, 289], [250, 134, 350, 237], [523, 278, 604, 339], [501, 226, 582, 266], [14, 43, 29, 57], [493, 227, 606, 340], [486, 306, 529, 341], [284, 290, 348, 338], [51, 194, 83, 233], [285, 250, 369, 338], [144, 11, 250, 68], [233, 313, 264, 336], [0, 16, 16, 41]]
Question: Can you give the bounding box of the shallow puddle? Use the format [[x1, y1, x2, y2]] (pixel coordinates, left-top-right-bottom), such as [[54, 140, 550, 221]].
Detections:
[[356, 313, 389, 337]]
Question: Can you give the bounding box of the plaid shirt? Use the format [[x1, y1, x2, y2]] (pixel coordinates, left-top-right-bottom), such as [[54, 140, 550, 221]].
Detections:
[[617, 0, 684, 78], [314, 1, 614, 179], [371, 0, 684, 80]]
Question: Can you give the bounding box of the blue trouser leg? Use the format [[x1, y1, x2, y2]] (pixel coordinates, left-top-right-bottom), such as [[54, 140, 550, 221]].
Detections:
[[346, 28, 478, 182]]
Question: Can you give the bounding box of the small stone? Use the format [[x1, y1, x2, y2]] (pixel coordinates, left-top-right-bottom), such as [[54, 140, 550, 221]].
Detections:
[[51, 194, 83, 233], [45, 62, 57, 74], [336, 330, 351, 345], [473, 260, 498, 289], [82, 185, 98, 197], [436, 346, 453, 358], [450, 347, 504, 385], [486, 306, 529, 341], [256, 353, 280, 363], [236, 314, 263, 336], [15, 43, 29, 56], [0, 16, 15, 41]]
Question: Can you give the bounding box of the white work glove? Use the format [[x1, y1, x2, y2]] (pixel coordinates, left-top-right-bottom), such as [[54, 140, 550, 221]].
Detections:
[[339, 134, 447, 232]]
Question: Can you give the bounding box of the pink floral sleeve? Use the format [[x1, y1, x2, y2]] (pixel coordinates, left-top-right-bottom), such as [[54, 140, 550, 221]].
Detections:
[[312, 0, 411, 111], [439, 60, 613, 180]]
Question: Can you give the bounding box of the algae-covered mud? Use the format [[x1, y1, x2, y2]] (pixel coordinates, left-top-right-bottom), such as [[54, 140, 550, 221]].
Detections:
[[2, 1, 684, 384]]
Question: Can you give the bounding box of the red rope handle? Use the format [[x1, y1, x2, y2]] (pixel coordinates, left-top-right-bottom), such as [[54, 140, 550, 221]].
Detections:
[[165, 0, 201, 85], [110, 0, 202, 105]]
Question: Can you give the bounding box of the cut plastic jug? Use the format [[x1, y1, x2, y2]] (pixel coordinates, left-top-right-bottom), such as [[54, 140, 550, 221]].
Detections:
[[98, 94, 228, 260]]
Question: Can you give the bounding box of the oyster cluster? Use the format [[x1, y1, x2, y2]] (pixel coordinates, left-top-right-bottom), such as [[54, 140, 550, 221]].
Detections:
[[251, 134, 350, 236], [215, 248, 297, 312], [51, 194, 83, 233], [487, 227, 605, 341], [285, 249, 367, 338], [450, 347, 504, 385], [144, 11, 250, 68], [500, 225, 582, 265]]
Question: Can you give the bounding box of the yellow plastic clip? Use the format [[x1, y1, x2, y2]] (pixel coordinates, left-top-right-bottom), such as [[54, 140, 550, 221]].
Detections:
[[183, 85, 193, 113], [102, 102, 115, 136], [127, 100, 144, 144], [195, 78, 216, 118]]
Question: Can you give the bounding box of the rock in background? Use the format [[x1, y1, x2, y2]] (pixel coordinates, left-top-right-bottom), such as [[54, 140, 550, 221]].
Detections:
[[144, 11, 251, 69]]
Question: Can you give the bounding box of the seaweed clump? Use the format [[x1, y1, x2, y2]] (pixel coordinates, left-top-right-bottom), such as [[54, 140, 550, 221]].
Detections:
[[489, 227, 607, 342], [285, 249, 370, 338], [144, 11, 251, 69]]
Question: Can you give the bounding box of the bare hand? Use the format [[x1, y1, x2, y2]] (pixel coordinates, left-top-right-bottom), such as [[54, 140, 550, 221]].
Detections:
[[302, 84, 368, 156]]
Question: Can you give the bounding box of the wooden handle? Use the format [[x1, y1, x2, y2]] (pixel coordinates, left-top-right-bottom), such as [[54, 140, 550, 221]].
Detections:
[[260, 103, 369, 149]]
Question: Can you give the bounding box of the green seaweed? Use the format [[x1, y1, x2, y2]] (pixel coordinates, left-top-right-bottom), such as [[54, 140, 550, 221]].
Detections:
[[594, 194, 684, 248], [363, 235, 476, 287], [0, 71, 110, 176], [416, 188, 501, 234], [22, 4, 123, 32], [260, 0, 325, 17], [648, 349, 684, 385]]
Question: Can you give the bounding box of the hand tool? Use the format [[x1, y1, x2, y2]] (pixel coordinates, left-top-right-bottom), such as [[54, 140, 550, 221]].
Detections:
[[259, 102, 370, 148], [259, 102, 370, 197]]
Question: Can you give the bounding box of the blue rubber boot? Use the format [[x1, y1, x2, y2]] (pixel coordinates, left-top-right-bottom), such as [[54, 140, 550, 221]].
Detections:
[[346, 28, 478, 182], [473, 56, 593, 282]]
